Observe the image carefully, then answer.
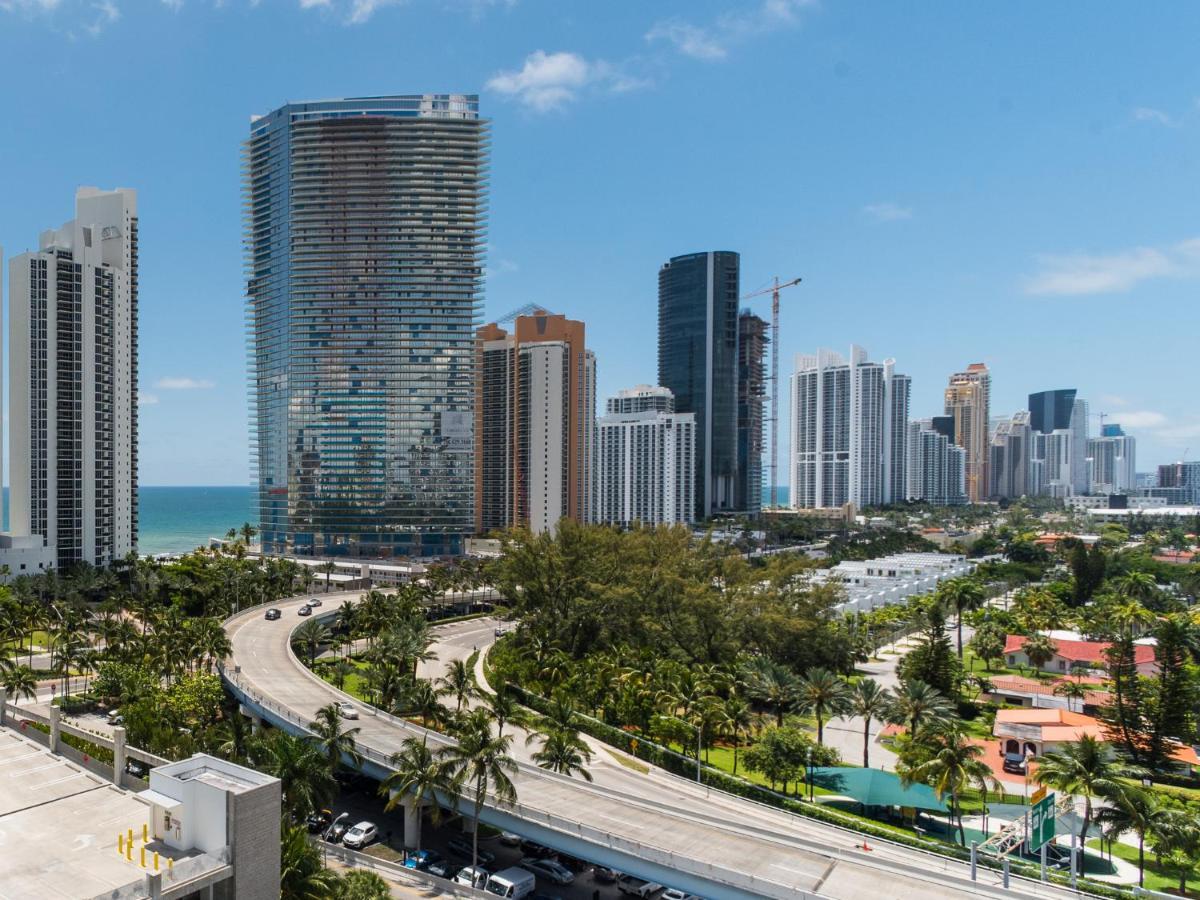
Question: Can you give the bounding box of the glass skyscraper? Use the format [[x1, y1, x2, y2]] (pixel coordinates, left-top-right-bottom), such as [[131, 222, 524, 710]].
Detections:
[[658, 251, 740, 520], [245, 95, 487, 557]]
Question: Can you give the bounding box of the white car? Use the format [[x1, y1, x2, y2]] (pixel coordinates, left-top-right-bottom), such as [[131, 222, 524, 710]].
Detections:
[[454, 865, 491, 889], [499, 831, 522, 846], [337, 702, 358, 720], [662, 891, 700, 900], [341, 821, 378, 849], [521, 858, 574, 885]]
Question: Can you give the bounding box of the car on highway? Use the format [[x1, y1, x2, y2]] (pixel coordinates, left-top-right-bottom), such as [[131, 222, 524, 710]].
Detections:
[[337, 701, 358, 720], [454, 865, 491, 889], [308, 597, 322, 607], [403, 849, 444, 871], [297, 605, 312, 616], [447, 836, 495, 864], [520, 858, 574, 885], [341, 821, 378, 850], [617, 874, 664, 897], [264, 608, 281, 620]]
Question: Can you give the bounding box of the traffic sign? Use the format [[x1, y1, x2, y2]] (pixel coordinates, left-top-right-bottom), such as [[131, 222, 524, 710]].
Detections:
[[1030, 792, 1056, 850], [1031, 785, 1047, 805]]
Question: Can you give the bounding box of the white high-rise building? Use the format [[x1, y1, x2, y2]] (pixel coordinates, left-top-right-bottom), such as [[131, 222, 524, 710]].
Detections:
[[989, 410, 1033, 499], [595, 387, 695, 527], [906, 420, 967, 506], [789, 346, 910, 509], [1088, 425, 1137, 495], [1028, 390, 1088, 498], [7, 188, 139, 570]]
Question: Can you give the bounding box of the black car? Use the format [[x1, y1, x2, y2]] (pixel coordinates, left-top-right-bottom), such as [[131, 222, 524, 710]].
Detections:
[[265, 608, 281, 620], [297, 605, 313, 617], [593, 867, 619, 884], [426, 859, 459, 880], [306, 810, 332, 834], [447, 836, 496, 865], [520, 839, 554, 859]]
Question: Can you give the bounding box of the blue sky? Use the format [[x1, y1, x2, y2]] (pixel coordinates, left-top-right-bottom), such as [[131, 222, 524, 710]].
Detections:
[[1, 0, 1197, 486]]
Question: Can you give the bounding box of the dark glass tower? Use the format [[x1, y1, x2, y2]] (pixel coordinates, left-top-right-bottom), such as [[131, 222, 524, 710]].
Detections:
[[1028, 389, 1076, 433], [245, 96, 488, 557], [736, 310, 768, 515], [658, 251, 740, 520]]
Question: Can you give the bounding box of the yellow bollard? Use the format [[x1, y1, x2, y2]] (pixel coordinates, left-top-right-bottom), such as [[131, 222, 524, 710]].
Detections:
[[143, 823, 148, 843], [126, 833, 133, 861], [168, 857, 173, 874], [118, 834, 124, 854], [154, 852, 159, 871], [140, 846, 146, 868]]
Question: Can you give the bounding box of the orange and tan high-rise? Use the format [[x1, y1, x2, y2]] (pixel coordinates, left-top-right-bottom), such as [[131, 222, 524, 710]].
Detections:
[[475, 311, 596, 534], [944, 363, 991, 503]]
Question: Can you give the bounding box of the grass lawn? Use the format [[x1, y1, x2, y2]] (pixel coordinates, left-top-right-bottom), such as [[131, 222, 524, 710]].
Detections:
[[1121, 777, 1200, 804], [1087, 837, 1186, 895], [313, 657, 372, 702], [2, 630, 51, 653], [961, 648, 1045, 679]]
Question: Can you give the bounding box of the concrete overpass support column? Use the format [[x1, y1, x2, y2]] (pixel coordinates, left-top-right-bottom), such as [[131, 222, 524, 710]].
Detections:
[[145, 871, 163, 899], [240, 704, 262, 731], [0, 689, 8, 727], [402, 797, 421, 850], [112, 726, 127, 786], [460, 813, 475, 834], [49, 704, 61, 753]]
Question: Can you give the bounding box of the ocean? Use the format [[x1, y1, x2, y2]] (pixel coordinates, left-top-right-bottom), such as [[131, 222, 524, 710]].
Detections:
[[0, 482, 789, 559], [2, 485, 254, 558]]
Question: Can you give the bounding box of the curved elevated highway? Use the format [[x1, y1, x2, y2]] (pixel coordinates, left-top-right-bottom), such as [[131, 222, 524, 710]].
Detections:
[[223, 592, 1095, 900]]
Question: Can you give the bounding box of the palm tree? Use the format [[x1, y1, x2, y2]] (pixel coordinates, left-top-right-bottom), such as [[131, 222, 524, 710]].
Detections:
[[309, 704, 363, 776], [903, 724, 998, 845], [2, 663, 38, 703], [1149, 808, 1200, 896], [1022, 633, 1057, 673], [532, 730, 593, 781], [320, 560, 337, 593], [438, 719, 519, 872], [484, 683, 528, 739], [292, 620, 331, 667], [887, 678, 954, 736], [796, 667, 850, 746], [339, 869, 391, 900], [1035, 734, 1142, 863], [436, 658, 476, 713], [380, 737, 458, 852], [723, 696, 755, 776], [742, 657, 800, 727], [254, 730, 338, 822], [403, 679, 447, 732], [280, 822, 341, 899], [848, 678, 892, 768], [937, 578, 986, 658], [1053, 678, 1089, 713], [1094, 785, 1172, 888]]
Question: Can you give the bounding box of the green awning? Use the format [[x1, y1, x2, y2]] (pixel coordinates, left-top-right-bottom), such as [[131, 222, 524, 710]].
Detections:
[[810, 767, 949, 812]]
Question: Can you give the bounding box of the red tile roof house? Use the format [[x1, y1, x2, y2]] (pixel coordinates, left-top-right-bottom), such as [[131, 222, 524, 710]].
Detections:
[[1004, 635, 1158, 678]]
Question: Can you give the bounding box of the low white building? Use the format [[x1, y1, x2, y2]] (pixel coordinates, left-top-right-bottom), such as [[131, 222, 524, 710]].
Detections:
[[807, 552, 974, 613]]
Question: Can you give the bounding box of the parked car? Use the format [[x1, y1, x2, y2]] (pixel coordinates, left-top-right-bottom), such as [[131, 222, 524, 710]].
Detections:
[[125, 759, 149, 779], [554, 852, 588, 872], [337, 701, 358, 720], [532, 893, 563, 900], [297, 605, 312, 617], [308, 597, 322, 607], [455, 865, 491, 889], [1002, 752, 1027, 774], [519, 840, 553, 859], [593, 867, 619, 884], [426, 859, 459, 880], [617, 874, 664, 898], [264, 608, 281, 620], [403, 849, 444, 871], [306, 809, 332, 834], [341, 821, 378, 850], [323, 813, 350, 843], [485, 867, 537, 899], [661, 890, 700, 900], [107, 708, 123, 725], [521, 858, 574, 886], [448, 836, 495, 864], [500, 831, 523, 846]]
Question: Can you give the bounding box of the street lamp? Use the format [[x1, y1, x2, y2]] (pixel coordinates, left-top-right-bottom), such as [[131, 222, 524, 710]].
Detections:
[[807, 747, 814, 802]]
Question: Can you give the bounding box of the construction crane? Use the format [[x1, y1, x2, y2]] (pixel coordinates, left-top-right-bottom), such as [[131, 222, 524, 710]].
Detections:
[[740, 276, 802, 510]]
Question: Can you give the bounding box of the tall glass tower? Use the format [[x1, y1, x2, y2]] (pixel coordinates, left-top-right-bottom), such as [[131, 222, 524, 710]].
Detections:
[[658, 251, 740, 520], [245, 96, 488, 557]]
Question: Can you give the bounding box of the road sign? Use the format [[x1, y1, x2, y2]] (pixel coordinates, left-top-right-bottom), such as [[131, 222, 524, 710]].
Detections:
[[1031, 785, 1047, 805], [1030, 792, 1056, 850]]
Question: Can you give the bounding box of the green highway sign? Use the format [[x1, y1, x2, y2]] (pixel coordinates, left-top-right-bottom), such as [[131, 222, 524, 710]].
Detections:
[[1030, 792, 1056, 851]]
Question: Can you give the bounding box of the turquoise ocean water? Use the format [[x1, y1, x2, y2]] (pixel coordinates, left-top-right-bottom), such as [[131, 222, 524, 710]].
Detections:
[[2, 485, 254, 557], [0, 483, 787, 558]]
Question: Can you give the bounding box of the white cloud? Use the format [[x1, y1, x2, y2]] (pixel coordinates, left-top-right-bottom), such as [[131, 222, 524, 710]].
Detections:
[[1132, 107, 1173, 126], [647, 0, 815, 62], [83, 0, 118, 33], [487, 50, 644, 112], [155, 376, 215, 390], [863, 202, 912, 223], [138, 393, 160, 407], [1112, 410, 1168, 429], [645, 20, 726, 61], [1024, 237, 1200, 296]]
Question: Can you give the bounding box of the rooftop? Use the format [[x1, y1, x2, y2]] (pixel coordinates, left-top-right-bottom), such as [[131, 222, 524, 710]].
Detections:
[[1004, 634, 1157, 666]]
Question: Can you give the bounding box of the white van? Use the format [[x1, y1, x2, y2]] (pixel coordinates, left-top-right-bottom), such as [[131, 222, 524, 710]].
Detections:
[[484, 866, 537, 899]]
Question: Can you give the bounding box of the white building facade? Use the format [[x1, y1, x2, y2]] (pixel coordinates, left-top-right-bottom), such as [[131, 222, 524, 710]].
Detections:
[[789, 346, 909, 509], [1088, 427, 1136, 495], [906, 420, 967, 506], [7, 188, 139, 570], [595, 386, 695, 527]]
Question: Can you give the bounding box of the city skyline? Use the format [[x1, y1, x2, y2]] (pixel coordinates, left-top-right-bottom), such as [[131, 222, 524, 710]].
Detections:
[[1, 2, 1197, 485]]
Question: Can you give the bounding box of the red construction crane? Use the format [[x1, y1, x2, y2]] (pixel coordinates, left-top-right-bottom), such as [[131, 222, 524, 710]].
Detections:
[[740, 276, 802, 510]]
